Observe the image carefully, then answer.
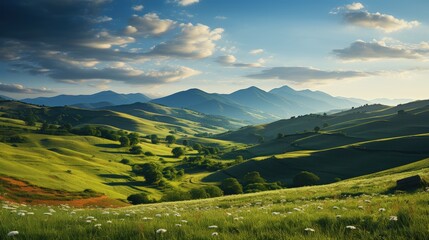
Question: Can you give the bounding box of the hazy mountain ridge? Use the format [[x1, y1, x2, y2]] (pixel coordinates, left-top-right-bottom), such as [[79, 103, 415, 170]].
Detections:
[[22, 90, 151, 106], [21, 86, 405, 124]]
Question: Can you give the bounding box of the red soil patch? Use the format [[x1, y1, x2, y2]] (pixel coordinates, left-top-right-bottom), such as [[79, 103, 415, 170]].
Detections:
[[0, 176, 128, 208]]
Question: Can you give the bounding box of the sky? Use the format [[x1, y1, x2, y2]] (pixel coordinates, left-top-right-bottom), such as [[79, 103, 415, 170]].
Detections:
[[0, 0, 428, 100]]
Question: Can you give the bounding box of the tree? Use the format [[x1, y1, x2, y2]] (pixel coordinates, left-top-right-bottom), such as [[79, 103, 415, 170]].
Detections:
[[235, 155, 244, 164], [189, 188, 209, 199], [137, 162, 163, 184], [127, 193, 153, 205], [192, 143, 202, 153], [128, 133, 139, 146], [165, 135, 176, 145], [129, 146, 143, 154], [277, 133, 284, 139], [314, 126, 320, 133], [293, 171, 320, 187], [243, 171, 266, 186], [220, 178, 243, 195], [172, 147, 185, 158], [161, 190, 190, 202], [202, 185, 223, 198], [150, 134, 159, 144], [119, 136, 130, 147], [182, 139, 189, 146]]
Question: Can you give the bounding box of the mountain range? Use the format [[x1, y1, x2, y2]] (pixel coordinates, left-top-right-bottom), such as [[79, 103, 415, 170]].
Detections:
[[18, 85, 409, 124]]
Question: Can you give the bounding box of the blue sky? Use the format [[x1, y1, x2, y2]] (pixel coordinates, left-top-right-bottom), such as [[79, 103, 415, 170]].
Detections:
[[0, 0, 428, 100]]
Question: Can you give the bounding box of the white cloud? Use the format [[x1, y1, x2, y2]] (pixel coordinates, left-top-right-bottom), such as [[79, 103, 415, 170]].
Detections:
[[176, 0, 199, 6], [333, 3, 419, 32], [216, 55, 237, 64], [345, 2, 364, 11], [129, 13, 176, 36], [92, 16, 112, 23], [132, 5, 144, 11], [0, 82, 56, 94], [249, 49, 264, 55], [80, 31, 135, 49], [246, 67, 373, 83], [124, 25, 138, 34], [333, 39, 429, 61], [149, 23, 224, 59], [216, 55, 263, 68]]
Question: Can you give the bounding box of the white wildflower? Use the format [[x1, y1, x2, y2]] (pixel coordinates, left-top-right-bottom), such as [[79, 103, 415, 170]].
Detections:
[[389, 216, 398, 221], [156, 228, 167, 234], [272, 212, 280, 215], [7, 231, 19, 237], [305, 228, 315, 232], [94, 224, 102, 228], [175, 224, 182, 227], [212, 232, 219, 236], [346, 225, 357, 230], [379, 208, 386, 212], [208, 225, 218, 229]]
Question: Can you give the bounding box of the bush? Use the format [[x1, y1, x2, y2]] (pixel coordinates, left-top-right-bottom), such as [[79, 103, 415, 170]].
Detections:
[[189, 188, 209, 199], [220, 178, 243, 195], [202, 185, 223, 198], [161, 190, 190, 202], [129, 146, 143, 154], [127, 193, 153, 205], [165, 135, 176, 144], [144, 151, 155, 156], [119, 136, 130, 147], [120, 158, 130, 164], [243, 171, 266, 186], [133, 163, 163, 184], [172, 147, 185, 158], [293, 171, 320, 187]]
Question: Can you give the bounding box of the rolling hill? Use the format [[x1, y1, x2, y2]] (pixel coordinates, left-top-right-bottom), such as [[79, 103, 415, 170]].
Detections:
[[101, 102, 246, 131], [22, 90, 151, 107]]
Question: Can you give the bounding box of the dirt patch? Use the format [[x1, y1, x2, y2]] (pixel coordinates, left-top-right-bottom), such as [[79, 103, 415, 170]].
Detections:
[[0, 176, 128, 208]]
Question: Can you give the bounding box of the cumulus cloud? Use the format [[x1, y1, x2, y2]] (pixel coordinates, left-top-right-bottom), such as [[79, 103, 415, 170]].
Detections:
[[0, 83, 55, 94], [333, 39, 429, 61], [249, 49, 264, 55], [129, 13, 176, 37], [79, 31, 135, 49], [345, 2, 364, 11], [52, 65, 200, 85], [124, 25, 138, 34], [149, 23, 224, 59], [216, 55, 263, 68], [176, 0, 199, 6], [132, 5, 144, 11], [333, 2, 419, 32], [246, 67, 372, 83]]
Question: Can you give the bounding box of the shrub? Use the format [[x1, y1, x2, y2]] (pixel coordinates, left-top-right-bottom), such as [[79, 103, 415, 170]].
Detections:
[[172, 147, 185, 158], [189, 188, 209, 199], [165, 135, 176, 144], [293, 171, 320, 187], [243, 171, 266, 186], [161, 190, 190, 202], [202, 185, 223, 198], [120, 158, 130, 164], [220, 178, 243, 195], [127, 193, 153, 205], [144, 151, 155, 156], [129, 146, 143, 154], [119, 136, 130, 147]]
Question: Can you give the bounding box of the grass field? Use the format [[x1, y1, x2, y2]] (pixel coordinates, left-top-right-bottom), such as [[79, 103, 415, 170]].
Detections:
[[1, 159, 428, 239]]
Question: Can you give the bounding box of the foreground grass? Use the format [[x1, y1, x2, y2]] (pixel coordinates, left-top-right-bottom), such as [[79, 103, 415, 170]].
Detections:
[[1, 168, 428, 239]]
